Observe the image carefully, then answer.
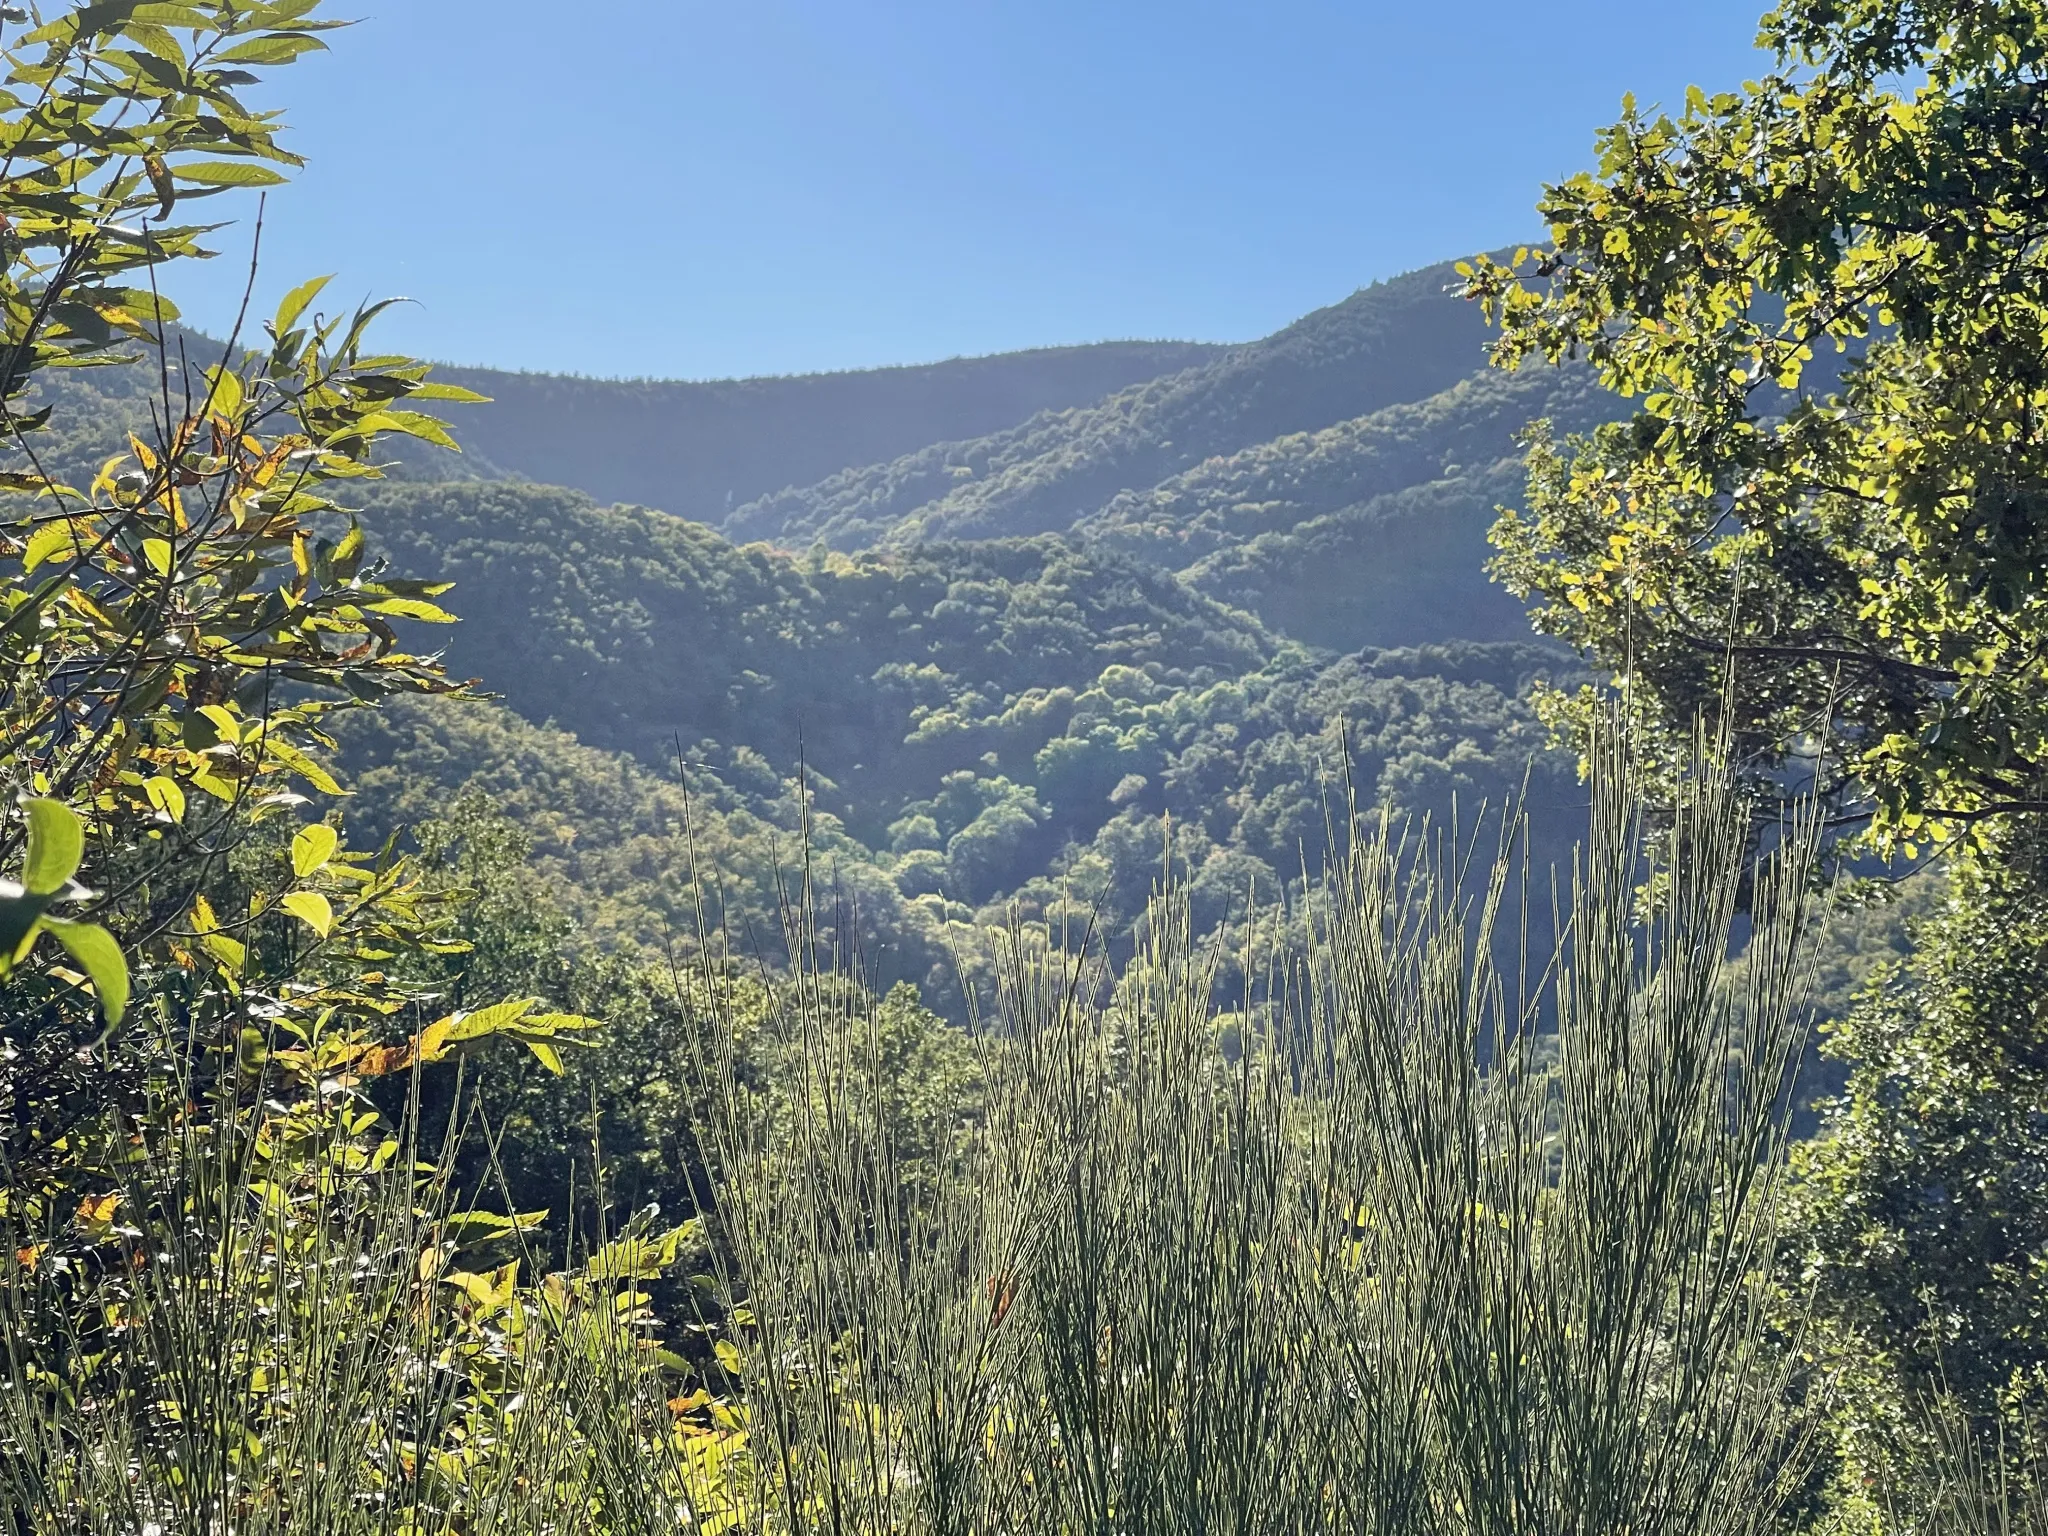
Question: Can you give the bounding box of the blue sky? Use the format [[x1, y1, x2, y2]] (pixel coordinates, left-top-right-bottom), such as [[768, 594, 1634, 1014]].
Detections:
[[172, 0, 1772, 381]]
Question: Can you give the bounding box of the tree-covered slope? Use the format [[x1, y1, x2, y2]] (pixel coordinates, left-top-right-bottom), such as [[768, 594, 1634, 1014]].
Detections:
[[710, 261, 1632, 656], [354, 480, 1585, 1008], [356, 481, 1271, 795], [427, 340, 1223, 522], [725, 259, 1505, 551], [1086, 365, 1620, 648]]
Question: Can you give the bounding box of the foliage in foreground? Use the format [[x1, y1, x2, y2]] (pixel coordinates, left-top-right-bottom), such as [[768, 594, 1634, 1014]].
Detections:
[[681, 747, 1825, 1535], [1461, 0, 2048, 1512]]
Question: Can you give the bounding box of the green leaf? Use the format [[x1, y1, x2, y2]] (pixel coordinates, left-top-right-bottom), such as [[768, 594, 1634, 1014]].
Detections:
[[265, 739, 343, 796], [215, 32, 328, 64], [415, 998, 537, 1063], [0, 577, 66, 651], [406, 382, 491, 404], [290, 821, 337, 878], [330, 522, 365, 579], [273, 273, 332, 335], [362, 596, 457, 623], [522, 1011, 604, 1036], [129, 4, 212, 24], [525, 1039, 564, 1074], [144, 775, 185, 823], [351, 409, 459, 452], [21, 800, 83, 897], [171, 160, 290, 188], [201, 932, 246, 974], [44, 919, 128, 1027], [442, 998, 537, 1043], [121, 20, 187, 66], [21, 521, 75, 574], [280, 890, 332, 937]]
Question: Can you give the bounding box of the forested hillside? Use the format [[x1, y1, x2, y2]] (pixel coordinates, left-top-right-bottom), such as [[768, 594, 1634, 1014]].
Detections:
[[727, 259, 1506, 547], [343, 480, 1583, 1008], [429, 341, 1224, 520], [714, 260, 1628, 653], [19, 2, 2048, 1527], [310, 253, 1617, 994], [17, 260, 1610, 1004]]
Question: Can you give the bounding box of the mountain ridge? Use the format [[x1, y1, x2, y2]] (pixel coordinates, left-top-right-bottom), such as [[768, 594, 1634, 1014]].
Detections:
[[429, 339, 1226, 521]]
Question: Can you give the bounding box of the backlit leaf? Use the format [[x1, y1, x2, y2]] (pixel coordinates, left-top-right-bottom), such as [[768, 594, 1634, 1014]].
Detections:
[[21, 800, 83, 896], [171, 159, 289, 188], [280, 890, 332, 937], [290, 821, 337, 877], [45, 918, 128, 1026]]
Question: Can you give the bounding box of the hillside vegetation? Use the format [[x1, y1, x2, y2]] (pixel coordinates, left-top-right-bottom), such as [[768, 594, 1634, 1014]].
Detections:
[[343, 480, 1583, 1007], [17, 0, 2048, 1529], [430, 341, 1226, 521], [314, 257, 1614, 997]]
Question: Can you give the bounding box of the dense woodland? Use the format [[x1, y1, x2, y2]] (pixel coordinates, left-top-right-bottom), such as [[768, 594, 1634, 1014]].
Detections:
[[4, 0, 2048, 1531]]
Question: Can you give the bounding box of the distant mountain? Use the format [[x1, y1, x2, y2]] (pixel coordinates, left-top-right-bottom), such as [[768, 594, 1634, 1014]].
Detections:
[[724, 260, 1507, 550], [1104, 365, 1619, 648], [429, 340, 1225, 522], [715, 260, 1630, 654], [17, 257, 1620, 1009]]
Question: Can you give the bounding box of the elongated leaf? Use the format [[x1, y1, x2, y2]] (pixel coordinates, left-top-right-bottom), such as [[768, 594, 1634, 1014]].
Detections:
[[273, 273, 332, 334], [21, 800, 83, 896], [172, 159, 289, 187], [129, 5, 212, 25], [215, 32, 327, 64], [416, 997, 537, 1063], [265, 739, 343, 795], [44, 918, 127, 1026], [362, 596, 457, 623], [407, 381, 490, 403]]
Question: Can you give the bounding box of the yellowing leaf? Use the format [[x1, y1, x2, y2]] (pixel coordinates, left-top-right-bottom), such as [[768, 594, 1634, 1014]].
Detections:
[[144, 776, 185, 823], [21, 521, 75, 573], [290, 822, 337, 878], [353, 1043, 413, 1078], [280, 890, 332, 937], [76, 1192, 119, 1226]]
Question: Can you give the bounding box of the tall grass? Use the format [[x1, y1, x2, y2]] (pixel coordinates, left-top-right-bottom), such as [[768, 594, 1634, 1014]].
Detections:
[[683, 742, 1826, 1534], [12, 743, 1958, 1533]]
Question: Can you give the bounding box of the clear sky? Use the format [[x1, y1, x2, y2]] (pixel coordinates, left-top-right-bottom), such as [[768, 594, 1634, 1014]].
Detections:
[[170, 0, 1773, 381]]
